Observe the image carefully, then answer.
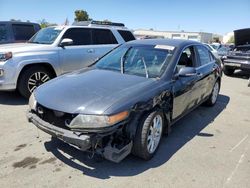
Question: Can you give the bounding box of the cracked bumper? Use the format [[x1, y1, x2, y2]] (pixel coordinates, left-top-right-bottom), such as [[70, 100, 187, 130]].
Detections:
[[27, 111, 91, 151]]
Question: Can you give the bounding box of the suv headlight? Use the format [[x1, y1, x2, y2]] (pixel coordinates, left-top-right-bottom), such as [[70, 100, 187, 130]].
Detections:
[[29, 93, 37, 111], [68, 111, 129, 129], [0, 52, 12, 61]]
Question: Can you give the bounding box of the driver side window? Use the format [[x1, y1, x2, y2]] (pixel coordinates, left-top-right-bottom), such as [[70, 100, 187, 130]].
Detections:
[[176, 46, 196, 72]]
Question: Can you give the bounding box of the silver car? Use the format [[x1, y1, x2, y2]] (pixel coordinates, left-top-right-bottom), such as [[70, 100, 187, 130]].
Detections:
[[0, 21, 135, 98]]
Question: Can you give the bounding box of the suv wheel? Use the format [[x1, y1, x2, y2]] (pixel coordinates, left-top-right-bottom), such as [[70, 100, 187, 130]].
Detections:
[[18, 66, 53, 98], [132, 111, 164, 160], [223, 66, 234, 76]]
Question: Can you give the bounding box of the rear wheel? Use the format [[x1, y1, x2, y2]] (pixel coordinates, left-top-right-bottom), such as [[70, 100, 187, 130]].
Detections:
[[17, 66, 53, 98], [204, 81, 220, 106], [132, 111, 164, 160], [223, 66, 234, 76]]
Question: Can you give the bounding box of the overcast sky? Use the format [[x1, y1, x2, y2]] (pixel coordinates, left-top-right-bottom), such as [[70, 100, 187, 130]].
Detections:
[[0, 0, 249, 35]]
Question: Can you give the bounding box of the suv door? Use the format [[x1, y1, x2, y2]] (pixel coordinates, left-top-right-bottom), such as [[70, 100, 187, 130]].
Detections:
[[195, 45, 217, 100], [91, 28, 118, 58], [58, 28, 94, 73], [172, 46, 202, 119]]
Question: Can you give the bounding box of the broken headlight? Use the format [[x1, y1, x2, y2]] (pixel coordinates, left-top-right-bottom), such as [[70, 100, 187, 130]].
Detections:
[[67, 111, 129, 129], [29, 93, 37, 111]]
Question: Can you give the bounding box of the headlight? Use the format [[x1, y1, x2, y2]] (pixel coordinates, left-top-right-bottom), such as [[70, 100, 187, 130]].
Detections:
[[68, 111, 129, 129], [0, 52, 12, 61], [29, 93, 37, 111]]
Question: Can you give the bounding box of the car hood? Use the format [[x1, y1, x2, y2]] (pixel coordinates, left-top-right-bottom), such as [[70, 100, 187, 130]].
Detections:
[[0, 43, 51, 53], [35, 69, 155, 115], [234, 28, 250, 46]]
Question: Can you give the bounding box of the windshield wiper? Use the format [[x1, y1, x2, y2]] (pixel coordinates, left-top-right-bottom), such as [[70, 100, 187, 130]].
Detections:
[[141, 57, 149, 78]]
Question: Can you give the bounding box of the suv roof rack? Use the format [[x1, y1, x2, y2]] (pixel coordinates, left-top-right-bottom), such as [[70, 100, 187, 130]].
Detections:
[[72, 20, 125, 27]]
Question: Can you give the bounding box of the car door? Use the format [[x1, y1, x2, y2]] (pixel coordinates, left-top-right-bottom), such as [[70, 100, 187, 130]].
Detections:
[[195, 45, 217, 101], [91, 28, 118, 58], [172, 46, 202, 119], [58, 28, 96, 73]]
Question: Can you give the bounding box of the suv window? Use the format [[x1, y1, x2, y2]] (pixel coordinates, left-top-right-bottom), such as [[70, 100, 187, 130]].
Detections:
[[0, 24, 8, 42], [196, 45, 212, 66], [62, 28, 92, 45], [118, 30, 135, 42], [12, 24, 35, 41], [92, 29, 117, 44]]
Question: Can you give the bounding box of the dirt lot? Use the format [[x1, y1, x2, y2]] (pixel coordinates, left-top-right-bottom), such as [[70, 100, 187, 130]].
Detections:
[[0, 73, 249, 188]]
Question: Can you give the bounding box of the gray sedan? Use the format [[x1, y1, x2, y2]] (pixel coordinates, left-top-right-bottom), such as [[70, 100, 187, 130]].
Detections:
[[27, 39, 222, 162]]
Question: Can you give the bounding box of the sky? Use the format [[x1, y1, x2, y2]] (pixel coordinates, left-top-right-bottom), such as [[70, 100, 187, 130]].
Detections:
[[0, 0, 249, 35]]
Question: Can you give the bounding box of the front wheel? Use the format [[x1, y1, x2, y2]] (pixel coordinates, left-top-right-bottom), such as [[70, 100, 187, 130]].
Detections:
[[17, 66, 53, 98], [132, 111, 164, 160]]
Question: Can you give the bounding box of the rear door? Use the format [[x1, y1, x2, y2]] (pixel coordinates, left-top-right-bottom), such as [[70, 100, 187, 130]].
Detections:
[[58, 28, 95, 73], [195, 45, 217, 100]]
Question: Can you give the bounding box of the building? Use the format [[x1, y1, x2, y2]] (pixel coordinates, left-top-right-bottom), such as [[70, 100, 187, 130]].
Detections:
[[134, 29, 221, 43]]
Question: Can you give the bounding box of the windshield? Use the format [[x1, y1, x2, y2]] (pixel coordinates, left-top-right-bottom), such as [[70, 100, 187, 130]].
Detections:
[[95, 45, 175, 78], [28, 27, 63, 44]]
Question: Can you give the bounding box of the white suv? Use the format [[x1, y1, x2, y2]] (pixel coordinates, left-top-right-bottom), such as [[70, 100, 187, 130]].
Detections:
[[0, 21, 135, 97]]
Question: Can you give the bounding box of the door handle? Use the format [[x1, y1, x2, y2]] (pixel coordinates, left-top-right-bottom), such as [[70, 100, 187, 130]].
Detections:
[[87, 49, 95, 53]]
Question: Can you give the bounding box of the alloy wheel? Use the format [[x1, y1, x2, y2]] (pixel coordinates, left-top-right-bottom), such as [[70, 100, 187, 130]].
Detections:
[[28, 72, 50, 92], [147, 114, 163, 154]]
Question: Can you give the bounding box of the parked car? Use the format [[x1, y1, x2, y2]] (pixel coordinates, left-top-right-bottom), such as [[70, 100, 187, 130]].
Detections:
[[204, 43, 219, 59], [0, 21, 135, 98], [27, 39, 222, 162], [223, 28, 250, 76], [0, 21, 40, 44]]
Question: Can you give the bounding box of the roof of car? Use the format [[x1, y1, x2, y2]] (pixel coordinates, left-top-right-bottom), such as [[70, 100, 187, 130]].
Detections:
[[47, 25, 130, 31], [127, 39, 202, 48], [0, 21, 39, 25]]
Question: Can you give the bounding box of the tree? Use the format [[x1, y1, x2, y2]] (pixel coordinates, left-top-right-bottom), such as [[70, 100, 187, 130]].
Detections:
[[228, 36, 234, 44], [74, 10, 90, 21], [10, 19, 21, 22], [39, 19, 57, 28]]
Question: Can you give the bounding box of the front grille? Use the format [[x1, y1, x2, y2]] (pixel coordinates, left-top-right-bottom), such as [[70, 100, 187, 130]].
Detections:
[[35, 104, 76, 130]]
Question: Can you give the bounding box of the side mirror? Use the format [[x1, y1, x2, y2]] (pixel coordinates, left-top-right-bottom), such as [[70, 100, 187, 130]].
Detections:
[[60, 38, 73, 47], [178, 67, 197, 77]]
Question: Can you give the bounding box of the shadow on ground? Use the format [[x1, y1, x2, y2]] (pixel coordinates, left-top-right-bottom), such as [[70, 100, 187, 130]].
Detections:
[[44, 94, 230, 179], [0, 91, 27, 105]]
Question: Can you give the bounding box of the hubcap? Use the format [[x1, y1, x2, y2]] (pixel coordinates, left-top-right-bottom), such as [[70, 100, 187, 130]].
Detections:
[[147, 114, 163, 154], [28, 72, 50, 92], [212, 82, 219, 104]]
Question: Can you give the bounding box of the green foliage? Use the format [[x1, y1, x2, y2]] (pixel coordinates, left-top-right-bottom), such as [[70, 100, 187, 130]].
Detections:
[[74, 10, 90, 21], [228, 36, 234, 43], [39, 19, 57, 28]]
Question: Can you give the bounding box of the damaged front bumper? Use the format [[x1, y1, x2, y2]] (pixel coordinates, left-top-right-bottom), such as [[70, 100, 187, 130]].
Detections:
[[27, 111, 133, 163], [27, 111, 91, 151]]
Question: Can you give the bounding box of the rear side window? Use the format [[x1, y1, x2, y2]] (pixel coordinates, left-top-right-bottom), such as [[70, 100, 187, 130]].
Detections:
[[62, 28, 91, 45], [12, 24, 36, 41], [92, 29, 117, 45], [0, 24, 8, 42], [118, 30, 135, 42], [196, 45, 212, 66]]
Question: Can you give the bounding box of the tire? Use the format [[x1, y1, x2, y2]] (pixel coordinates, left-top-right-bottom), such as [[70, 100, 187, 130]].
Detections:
[[132, 111, 164, 160], [17, 66, 53, 98], [223, 66, 234, 76], [204, 80, 220, 106]]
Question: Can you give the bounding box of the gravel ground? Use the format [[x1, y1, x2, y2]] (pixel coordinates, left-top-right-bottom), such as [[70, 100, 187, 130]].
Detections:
[[0, 73, 249, 188]]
